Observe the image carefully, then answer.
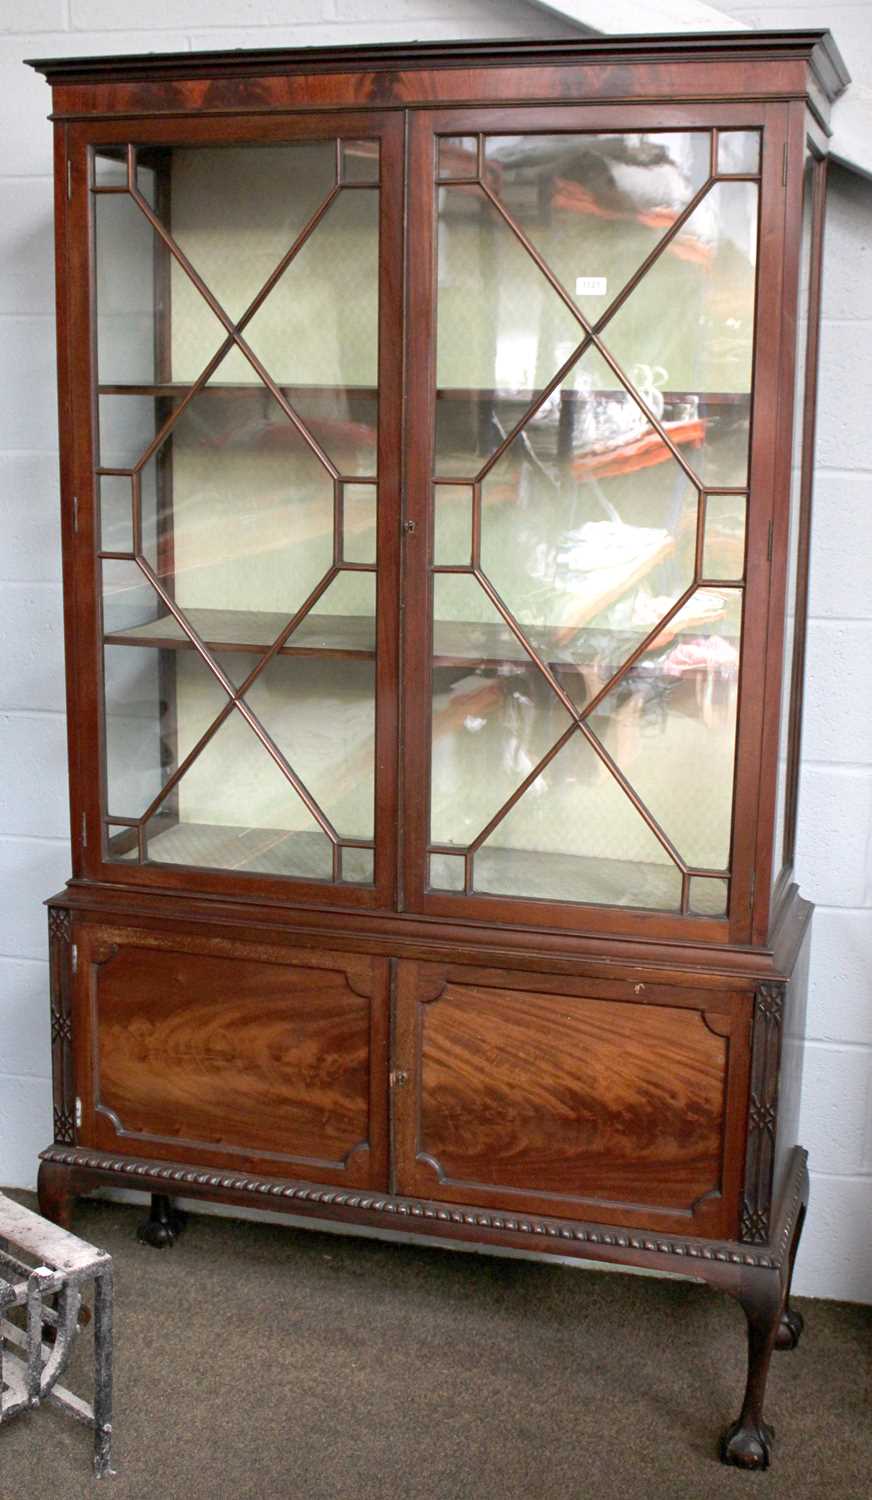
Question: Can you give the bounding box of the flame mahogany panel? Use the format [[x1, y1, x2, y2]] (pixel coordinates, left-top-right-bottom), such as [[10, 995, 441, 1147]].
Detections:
[[394, 960, 750, 1237], [77, 925, 389, 1187]]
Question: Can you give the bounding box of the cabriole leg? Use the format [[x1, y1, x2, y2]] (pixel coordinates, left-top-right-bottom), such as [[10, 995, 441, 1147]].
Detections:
[[721, 1270, 783, 1470], [136, 1194, 186, 1249]]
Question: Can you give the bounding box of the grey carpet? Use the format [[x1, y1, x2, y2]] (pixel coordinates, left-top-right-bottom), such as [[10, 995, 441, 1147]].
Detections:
[[1, 1190, 870, 1500]]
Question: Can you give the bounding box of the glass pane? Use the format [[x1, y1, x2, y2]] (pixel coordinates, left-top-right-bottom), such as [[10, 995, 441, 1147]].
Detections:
[[244, 188, 379, 387], [717, 131, 760, 175], [144, 709, 333, 880], [478, 344, 700, 667], [430, 852, 466, 891], [587, 588, 742, 871], [483, 131, 711, 323], [602, 180, 759, 488], [245, 652, 375, 841], [106, 825, 139, 860], [689, 876, 729, 916], [435, 183, 582, 474], [95, 191, 157, 384], [342, 847, 374, 883], [138, 381, 335, 620], [475, 732, 682, 910], [102, 558, 161, 635], [166, 142, 337, 326], [437, 137, 477, 178], [99, 474, 134, 554], [430, 574, 577, 850], [98, 393, 180, 471], [433, 484, 473, 565], [343, 483, 377, 564], [292, 387, 378, 477], [103, 643, 228, 826], [703, 493, 746, 580], [341, 139, 379, 183], [94, 149, 127, 188]]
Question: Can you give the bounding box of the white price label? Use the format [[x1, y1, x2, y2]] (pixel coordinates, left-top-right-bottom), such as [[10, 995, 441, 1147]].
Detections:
[[575, 276, 607, 296]]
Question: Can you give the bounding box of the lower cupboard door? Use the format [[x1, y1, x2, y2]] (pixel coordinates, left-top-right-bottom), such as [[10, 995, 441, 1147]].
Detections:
[[392, 961, 750, 1238], [76, 925, 389, 1188]]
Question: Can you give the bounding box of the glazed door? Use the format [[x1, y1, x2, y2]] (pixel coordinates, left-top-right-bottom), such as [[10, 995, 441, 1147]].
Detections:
[[70, 112, 402, 907], [402, 106, 785, 941]]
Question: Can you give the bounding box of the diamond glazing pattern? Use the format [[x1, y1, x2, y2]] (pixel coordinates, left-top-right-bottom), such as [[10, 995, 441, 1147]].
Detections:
[[93, 141, 380, 882], [429, 131, 758, 913]]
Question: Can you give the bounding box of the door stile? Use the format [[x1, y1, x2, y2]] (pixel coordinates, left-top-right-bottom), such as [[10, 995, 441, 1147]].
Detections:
[[400, 112, 440, 915]]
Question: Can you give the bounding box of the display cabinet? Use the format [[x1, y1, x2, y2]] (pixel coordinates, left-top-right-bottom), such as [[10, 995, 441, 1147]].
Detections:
[[27, 29, 847, 1469]]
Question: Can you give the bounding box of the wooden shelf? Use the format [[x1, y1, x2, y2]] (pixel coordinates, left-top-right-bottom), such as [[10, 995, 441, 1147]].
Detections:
[[105, 606, 737, 670], [98, 382, 379, 400], [105, 608, 376, 659], [98, 382, 748, 407]]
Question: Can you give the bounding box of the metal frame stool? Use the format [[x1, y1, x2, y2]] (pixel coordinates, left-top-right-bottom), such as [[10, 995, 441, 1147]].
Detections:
[[0, 1191, 113, 1477]]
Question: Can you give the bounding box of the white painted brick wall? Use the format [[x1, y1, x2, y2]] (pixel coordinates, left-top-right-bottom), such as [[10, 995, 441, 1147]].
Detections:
[[0, 0, 869, 1304], [716, 0, 872, 1303]]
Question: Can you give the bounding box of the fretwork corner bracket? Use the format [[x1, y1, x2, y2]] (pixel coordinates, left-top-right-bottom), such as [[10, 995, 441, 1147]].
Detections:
[[740, 980, 787, 1244]]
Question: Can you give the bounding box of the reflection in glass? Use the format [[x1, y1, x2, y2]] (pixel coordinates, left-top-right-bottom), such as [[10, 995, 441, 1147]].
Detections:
[[478, 344, 700, 662], [603, 181, 759, 487], [437, 137, 477, 178], [341, 139, 379, 183], [483, 131, 711, 322], [102, 558, 161, 636], [717, 131, 760, 176], [99, 474, 134, 554], [430, 131, 748, 913]]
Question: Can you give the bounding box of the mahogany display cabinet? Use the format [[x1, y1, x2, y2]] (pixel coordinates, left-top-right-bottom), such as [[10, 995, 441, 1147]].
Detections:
[[27, 29, 848, 1469]]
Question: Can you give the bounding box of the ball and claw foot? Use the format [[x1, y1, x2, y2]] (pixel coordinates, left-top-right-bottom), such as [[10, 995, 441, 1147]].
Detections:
[[775, 1305, 804, 1351], [721, 1418, 775, 1470], [136, 1194, 187, 1249]]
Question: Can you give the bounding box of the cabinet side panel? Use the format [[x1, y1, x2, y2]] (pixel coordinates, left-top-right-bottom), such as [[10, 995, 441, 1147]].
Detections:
[[774, 917, 810, 1205]]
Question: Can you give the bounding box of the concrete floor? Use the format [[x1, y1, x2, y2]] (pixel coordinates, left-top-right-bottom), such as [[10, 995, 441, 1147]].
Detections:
[[1, 1190, 870, 1500]]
